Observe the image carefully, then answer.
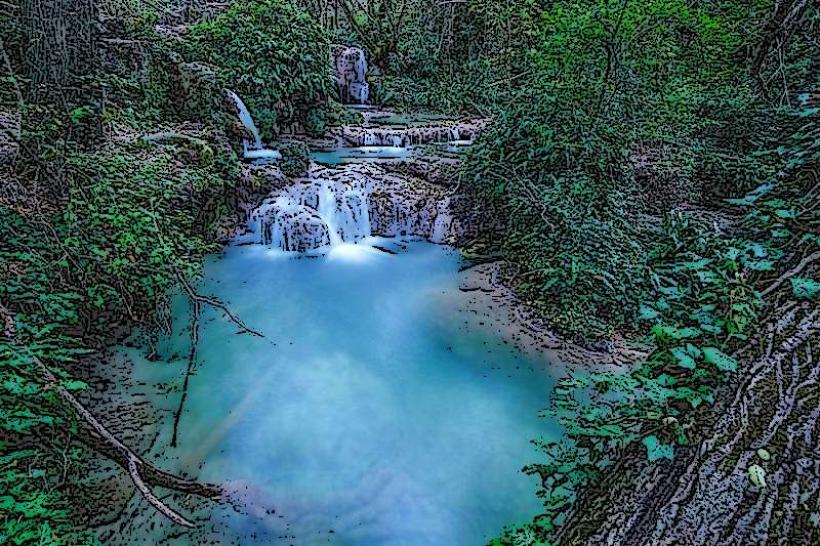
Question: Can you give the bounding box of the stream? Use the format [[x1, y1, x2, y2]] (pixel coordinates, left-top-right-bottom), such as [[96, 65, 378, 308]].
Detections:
[[110, 113, 559, 546]]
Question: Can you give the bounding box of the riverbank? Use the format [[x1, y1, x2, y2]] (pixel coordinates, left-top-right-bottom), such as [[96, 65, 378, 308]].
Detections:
[[455, 261, 643, 374]]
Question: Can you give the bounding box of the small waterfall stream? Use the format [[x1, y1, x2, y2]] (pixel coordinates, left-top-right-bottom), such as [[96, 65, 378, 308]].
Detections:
[[335, 47, 370, 105], [226, 89, 282, 162]]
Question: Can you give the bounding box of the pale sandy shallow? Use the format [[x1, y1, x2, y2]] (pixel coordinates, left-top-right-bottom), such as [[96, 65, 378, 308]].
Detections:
[[451, 260, 643, 374]]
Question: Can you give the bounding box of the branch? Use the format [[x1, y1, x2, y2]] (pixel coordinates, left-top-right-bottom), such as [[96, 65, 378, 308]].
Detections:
[[148, 213, 264, 338], [26, 350, 221, 527], [761, 251, 820, 298], [170, 297, 201, 448], [173, 269, 264, 338]]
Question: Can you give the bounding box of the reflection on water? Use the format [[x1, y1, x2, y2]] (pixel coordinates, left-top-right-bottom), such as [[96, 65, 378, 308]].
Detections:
[[119, 242, 557, 545], [310, 146, 413, 165]]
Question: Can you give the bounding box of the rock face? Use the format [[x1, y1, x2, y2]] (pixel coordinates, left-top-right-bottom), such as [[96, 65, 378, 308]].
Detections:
[[333, 46, 369, 104]]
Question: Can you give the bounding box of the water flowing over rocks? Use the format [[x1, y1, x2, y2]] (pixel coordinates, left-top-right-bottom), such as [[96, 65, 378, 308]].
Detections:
[[333, 46, 369, 105], [225, 89, 281, 162], [247, 161, 463, 252], [329, 118, 488, 147]]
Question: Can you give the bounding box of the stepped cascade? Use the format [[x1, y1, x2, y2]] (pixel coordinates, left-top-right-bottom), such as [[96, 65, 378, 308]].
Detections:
[[330, 119, 487, 148], [248, 166, 457, 252]]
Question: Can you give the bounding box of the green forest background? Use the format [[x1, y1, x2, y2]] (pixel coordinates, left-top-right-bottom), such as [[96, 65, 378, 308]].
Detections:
[[0, 0, 818, 544]]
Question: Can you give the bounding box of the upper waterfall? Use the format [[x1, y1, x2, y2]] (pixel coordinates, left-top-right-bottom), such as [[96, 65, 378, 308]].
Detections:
[[225, 89, 281, 162], [334, 47, 370, 105]]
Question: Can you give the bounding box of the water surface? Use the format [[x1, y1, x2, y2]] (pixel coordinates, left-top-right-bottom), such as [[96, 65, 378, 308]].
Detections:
[[122, 242, 557, 545], [310, 146, 413, 165]]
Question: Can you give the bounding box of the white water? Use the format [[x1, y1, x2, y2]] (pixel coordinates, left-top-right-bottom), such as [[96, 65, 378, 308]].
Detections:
[[430, 197, 453, 244], [336, 47, 370, 105], [225, 89, 282, 161], [251, 178, 376, 251]]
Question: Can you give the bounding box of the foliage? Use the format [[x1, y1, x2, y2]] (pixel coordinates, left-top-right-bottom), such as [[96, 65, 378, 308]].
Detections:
[[463, 0, 819, 543], [494, 104, 818, 545], [278, 141, 311, 177], [186, 0, 335, 140], [1, 130, 242, 544]]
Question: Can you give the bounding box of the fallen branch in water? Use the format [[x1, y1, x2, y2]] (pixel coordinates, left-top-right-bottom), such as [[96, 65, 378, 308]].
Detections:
[[170, 297, 201, 448], [172, 269, 264, 338], [27, 350, 221, 528]]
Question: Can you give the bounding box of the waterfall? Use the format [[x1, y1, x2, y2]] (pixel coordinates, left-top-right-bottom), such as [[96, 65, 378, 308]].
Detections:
[[248, 168, 457, 252], [251, 178, 372, 251], [430, 198, 453, 244], [334, 47, 370, 105], [225, 89, 282, 161]]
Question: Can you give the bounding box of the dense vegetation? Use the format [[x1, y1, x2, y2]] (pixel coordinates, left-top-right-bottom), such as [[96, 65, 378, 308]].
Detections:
[[0, 0, 339, 542], [323, 0, 818, 543], [1, 0, 818, 544]]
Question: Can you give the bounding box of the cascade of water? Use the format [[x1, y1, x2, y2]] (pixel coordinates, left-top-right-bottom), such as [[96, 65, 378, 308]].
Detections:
[[225, 90, 262, 153], [350, 49, 369, 104], [317, 181, 343, 246], [431, 198, 453, 244], [225, 89, 282, 162], [251, 177, 376, 251], [335, 47, 370, 105]]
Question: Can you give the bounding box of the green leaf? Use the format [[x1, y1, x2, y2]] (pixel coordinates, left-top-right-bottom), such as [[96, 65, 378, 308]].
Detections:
[[652, 325, 701, 341], [671, 347, 696, 369], [638, 304, 659, 320], [702, 347, 737, 372], [791, 277, 820, 300], [642, 435, 674, 462]]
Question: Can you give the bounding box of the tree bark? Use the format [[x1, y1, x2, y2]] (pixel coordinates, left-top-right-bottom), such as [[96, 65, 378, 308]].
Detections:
[[19, 0, 98, 105]]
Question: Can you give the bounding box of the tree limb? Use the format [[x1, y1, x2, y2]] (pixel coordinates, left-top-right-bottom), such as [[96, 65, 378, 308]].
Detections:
[[27, 350, 221, 527], [761, 250, 820, 298]]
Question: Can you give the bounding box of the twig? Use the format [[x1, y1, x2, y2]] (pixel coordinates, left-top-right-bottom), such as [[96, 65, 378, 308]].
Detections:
[[170, 297, 201, 448], [173, 269, 264, 338], [761, 251, 820, 298]]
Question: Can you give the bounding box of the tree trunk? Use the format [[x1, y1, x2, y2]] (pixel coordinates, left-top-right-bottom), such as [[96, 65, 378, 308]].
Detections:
[[20, 0, 98, 105]]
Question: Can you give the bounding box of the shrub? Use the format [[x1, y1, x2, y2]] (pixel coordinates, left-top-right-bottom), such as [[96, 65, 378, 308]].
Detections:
[[187, 0, 335, 140]]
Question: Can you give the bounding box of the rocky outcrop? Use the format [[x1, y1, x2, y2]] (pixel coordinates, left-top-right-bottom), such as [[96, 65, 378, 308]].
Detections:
[[255, 200, 331, 251], [333, 46, 369, 105], [328, 118, 488, 147]]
